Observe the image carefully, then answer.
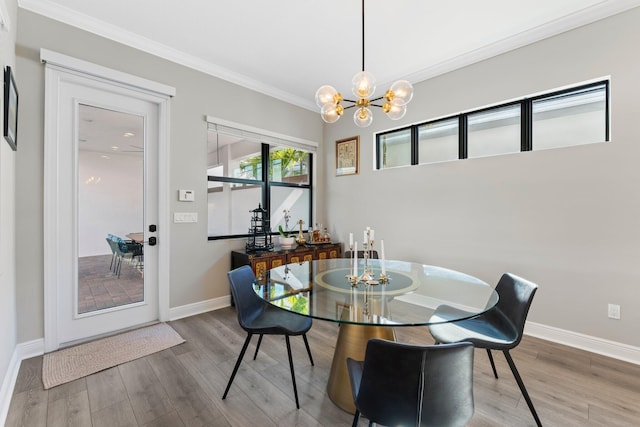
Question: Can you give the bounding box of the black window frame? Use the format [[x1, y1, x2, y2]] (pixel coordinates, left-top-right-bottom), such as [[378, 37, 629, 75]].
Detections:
[[375, 80, 609, 168], [207, 143, 313, 241]]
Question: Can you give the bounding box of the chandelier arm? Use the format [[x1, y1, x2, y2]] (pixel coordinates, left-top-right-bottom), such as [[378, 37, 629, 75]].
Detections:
[[369, 96, 384, 102], [342, 98, 359, 104], [370, 103, 385, 108], [343, 104, 357, 110]]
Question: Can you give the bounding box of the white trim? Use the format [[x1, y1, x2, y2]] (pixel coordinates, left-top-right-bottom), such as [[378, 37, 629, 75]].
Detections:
[[169, 296, 231, 321], [206, 115, 319, 150], [40, 49, 175, 97], [19, 0, 640, 111], [42, 50, 173, 351], [0, 339, 44, 427], [525, 321, 640, 365]]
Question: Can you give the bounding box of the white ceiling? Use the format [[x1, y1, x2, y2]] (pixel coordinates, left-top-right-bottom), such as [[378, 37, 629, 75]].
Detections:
[[20, 0, 640, 112]]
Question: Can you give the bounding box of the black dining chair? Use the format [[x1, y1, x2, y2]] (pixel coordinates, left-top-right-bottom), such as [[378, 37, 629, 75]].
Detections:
[[428, 272, 542, 427], [222, 265, 314, 409], [347, 339, 474, 427]]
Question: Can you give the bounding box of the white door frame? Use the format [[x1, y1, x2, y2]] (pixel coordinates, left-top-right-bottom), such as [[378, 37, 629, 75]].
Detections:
[[42, 49, 174, 352]]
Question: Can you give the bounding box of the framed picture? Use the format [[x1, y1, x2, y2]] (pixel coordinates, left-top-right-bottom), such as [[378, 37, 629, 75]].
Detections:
[[335, 136, 359, 176], [3, 66, 18, 151]]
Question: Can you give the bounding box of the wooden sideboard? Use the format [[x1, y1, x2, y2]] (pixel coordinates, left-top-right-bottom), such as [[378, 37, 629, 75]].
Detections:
[[231, 242, 342, 281]]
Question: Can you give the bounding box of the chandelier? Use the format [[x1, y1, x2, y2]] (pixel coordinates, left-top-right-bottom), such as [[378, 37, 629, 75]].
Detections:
[[315, 0, 414, 128]]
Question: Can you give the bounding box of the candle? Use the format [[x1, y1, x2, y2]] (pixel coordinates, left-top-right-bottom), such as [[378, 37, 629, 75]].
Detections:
[[370, 229, 375, 242], [363, 230, 367, 245], [349, 233, 353, 248], [353, 242, 358, 277], [381, 239, 386, 275]]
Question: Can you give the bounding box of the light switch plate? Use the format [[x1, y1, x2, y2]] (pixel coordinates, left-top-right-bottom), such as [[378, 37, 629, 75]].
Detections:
[[174, 212, 198, 223]]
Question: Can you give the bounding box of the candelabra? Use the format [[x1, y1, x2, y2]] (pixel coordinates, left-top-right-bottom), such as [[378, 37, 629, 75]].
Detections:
[[346, 227, 389, 286]]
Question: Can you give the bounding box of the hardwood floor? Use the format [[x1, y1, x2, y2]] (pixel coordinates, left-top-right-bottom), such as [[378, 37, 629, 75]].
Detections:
[[6, 307, 640, 426]]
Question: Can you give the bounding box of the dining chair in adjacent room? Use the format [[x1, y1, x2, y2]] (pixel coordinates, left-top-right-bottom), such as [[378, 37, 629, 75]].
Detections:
[[428, 272, 542, 427], [223, 265, 314, 409], [347, 339, 474, 427]]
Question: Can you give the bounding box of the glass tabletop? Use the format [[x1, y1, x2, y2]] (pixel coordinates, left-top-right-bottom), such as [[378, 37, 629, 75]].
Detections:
[[255, 258, 498, 327]]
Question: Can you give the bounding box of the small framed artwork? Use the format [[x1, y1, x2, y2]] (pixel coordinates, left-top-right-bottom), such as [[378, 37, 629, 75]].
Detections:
[[335, 135, 359, 176], [3, 66, 18, 151]]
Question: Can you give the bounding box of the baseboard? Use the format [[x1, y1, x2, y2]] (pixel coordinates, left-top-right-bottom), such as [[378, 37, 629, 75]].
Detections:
[[0, 338, 44, 426], [168, 295, 231, 321], [525, 321, 640, 365]]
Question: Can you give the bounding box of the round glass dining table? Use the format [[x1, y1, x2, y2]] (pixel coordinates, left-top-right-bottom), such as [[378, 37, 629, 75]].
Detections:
[[254, 258, 498, 413]]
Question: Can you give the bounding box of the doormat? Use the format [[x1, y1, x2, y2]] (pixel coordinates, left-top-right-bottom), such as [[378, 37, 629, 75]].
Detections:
[[42, 323, 185, 389]]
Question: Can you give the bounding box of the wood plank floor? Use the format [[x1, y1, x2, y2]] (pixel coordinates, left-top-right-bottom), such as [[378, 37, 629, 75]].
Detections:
[[6, 307, 640, 426]]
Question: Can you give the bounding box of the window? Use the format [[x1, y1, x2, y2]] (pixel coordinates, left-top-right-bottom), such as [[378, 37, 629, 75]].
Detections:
[[418, 118, 459, 164], [467, 104, 521, 159], [375, 80, 609, 169], [532, 83, 607, 150], [378, 128, 412, 169], [207, 121, 315, 239]]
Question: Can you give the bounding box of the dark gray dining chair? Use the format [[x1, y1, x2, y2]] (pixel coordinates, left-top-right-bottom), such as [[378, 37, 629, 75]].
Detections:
[[428, 272, 542, 427], [222, 265, 314, 409], [347, 339, 474, 427]]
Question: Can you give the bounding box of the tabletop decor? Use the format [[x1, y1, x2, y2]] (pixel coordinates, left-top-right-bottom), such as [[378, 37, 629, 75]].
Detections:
[[346, 227, 388, 285], [278, 209, 296, 249], [246, 204, 273, 252]]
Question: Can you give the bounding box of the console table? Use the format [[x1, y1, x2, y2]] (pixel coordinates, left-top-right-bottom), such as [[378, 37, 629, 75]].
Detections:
[[231, 242, 342, 281]]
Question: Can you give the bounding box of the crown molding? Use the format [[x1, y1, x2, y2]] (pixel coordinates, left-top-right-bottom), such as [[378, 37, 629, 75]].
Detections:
[[18, 0, 640, 113], [18, 0, 316, 110]]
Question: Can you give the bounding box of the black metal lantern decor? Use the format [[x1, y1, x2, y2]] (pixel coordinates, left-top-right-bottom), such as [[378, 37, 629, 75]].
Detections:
[[246, 204, 273, 252]]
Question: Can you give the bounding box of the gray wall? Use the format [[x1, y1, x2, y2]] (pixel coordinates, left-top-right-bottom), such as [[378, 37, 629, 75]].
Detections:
[[14, 9, 324, 342], [0, 0, 18, 402], [323, 8, 640, 347]]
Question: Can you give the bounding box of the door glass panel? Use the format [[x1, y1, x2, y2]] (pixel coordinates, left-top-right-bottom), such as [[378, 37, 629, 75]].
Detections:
[[77, 104, 144, 314]]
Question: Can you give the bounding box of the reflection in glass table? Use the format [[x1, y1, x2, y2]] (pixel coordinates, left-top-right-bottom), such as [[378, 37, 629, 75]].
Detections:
[[255, 258, 498, 413]]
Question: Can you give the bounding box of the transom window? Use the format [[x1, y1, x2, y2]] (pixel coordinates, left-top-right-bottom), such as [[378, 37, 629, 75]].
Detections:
[[376, 80, 609, 169]]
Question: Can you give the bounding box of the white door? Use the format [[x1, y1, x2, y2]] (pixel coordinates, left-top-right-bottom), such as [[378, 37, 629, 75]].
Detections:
[[43, 52, 173, 351]]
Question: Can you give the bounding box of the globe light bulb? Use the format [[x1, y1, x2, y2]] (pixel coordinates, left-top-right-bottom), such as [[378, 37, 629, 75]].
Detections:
[[389, 80, 414, 105], [321, 103, 343, 123], [352, 71, 376, 99], [384, 101, 407, 120], [315, 85, 338, 108], [354, 107, 373, 127]]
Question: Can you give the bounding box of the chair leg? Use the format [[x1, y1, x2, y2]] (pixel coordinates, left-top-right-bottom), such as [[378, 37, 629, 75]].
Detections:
[[285, 335, 300, 409], [503, 350, 542, 427], [302, 334, 314, 366], [253, 334, 264, 360], [487, 349, 499, 379], [222, 333, 253, 400], [351, 409, 360, 427]]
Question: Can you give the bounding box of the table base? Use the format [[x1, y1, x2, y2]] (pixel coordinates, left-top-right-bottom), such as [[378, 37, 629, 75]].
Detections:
[[326, 323, 396, 413]]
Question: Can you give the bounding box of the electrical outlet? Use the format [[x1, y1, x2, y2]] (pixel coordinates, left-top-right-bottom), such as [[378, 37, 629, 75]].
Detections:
[[608, 303, 621, 320]]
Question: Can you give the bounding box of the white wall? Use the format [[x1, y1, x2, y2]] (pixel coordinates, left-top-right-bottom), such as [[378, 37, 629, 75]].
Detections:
[[0, 0, 18, 422], [323, 7, 640, 349], [14, 8, 324, 343], [78, 151, 143, 256]]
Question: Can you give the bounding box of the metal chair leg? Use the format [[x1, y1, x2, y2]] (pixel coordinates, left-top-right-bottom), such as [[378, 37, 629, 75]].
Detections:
[[351, 409, 360, 427], [285, 336, 300, 409], [503, 350, 542, 427], [222, 333, 253, 400], [253, 334, 263, 360], [302, 334, 314, 366], [487, 348, 499, 379]]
